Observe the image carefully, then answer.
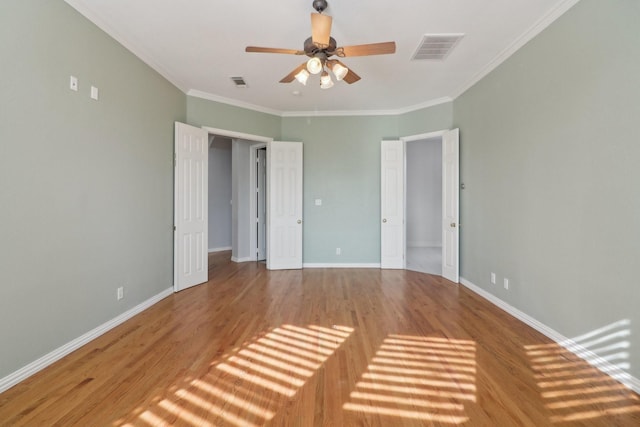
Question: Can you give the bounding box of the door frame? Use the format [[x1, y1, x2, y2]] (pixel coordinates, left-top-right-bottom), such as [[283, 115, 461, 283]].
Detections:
[[250, 143, 267, 261], [399, 129, 459, 280], [202, 127, 273, 264]]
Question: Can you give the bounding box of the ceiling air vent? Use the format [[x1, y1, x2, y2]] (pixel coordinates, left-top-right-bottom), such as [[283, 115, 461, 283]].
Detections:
[[230, 76, 248, 88], [411, 34, 464, 61]]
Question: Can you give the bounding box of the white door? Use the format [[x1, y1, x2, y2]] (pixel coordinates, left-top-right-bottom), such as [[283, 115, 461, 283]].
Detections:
[[267, 141, 303, 270], [257, 148, 267, 261], [174, 122, 208, 292], [442, 129, 460, 282], [380, 140, 405, 269]]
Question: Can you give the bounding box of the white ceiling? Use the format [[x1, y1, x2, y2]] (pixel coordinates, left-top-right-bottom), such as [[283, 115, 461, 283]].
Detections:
[[65, 0, 578, 116]]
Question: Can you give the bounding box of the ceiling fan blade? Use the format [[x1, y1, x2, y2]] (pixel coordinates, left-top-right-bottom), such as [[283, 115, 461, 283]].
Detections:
[[311, 13, 332, 47], [280, 63, 308, 83], [339, 41, 396, 57], [246, 46, 305, 55]]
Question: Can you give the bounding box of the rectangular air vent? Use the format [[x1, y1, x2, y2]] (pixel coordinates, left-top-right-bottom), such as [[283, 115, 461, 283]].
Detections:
[[230, 76, 248, 88], [411, 34, 464, 61]]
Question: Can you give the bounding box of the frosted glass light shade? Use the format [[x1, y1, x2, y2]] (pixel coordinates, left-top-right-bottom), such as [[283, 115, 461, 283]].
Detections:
[[331, 62, 348, 81], [307, 57, 323, 75], [320, 71, 334, 89], [295, 69, 310, 85]]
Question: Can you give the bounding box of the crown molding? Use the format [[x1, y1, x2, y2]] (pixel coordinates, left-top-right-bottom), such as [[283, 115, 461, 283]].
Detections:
[[451, 0, 581, 99], [64, 0, 189, 93], [281, 109, 399, 118], [392, 97, 454, 115], [188, 90, 453, 118], [187, 90, 283, 117]]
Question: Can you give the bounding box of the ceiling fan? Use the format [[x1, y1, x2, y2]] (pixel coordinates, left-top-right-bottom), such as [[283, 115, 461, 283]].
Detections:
[[245, 0, 396, 89]]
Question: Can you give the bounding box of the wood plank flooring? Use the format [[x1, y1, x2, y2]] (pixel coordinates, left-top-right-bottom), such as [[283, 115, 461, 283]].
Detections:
[[1, 251, 639, 426]]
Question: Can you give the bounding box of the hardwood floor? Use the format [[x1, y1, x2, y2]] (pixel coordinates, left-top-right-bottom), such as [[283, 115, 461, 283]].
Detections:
[[1, 251, 638, 426]]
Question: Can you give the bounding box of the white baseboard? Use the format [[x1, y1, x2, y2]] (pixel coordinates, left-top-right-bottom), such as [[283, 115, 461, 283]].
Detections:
[[303, 263, 381, 269], [459, 277, 640, 394], [0, 287, 173, 394], [208, 246, 231, 253], [231, 256, 254, 263]]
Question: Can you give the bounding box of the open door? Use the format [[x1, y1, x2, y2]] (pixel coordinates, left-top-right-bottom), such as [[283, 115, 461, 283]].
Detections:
[[267, 141, 303, 270], [257, 148, 267, 261], [442, 128, 460, 282], [174, 122, 208, 292], [380, 140, 405, 269]]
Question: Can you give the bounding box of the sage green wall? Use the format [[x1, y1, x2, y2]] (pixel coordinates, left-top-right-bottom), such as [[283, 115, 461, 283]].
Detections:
[[0, 1, 186, 378], [399, 101, 453, 137], [281, 116, 399, 263], [187, 96, 281, 139], [454, 0, 640, 379]]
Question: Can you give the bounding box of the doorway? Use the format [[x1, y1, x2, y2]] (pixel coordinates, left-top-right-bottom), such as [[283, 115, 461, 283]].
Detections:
[[202, 127, 272, 266], [380, 129, 459, 281], [405, 137, 442, 274], [203, 127, 303, 270], [208, 136, 232, 254]]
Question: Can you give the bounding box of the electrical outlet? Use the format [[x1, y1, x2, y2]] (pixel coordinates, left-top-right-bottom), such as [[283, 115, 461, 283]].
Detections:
[[504, 278, 509, 290], [117, 286, 124, 300], [336, 248, 341, 255], [69, 76, 78, 91], [490, 272, 496, 284]]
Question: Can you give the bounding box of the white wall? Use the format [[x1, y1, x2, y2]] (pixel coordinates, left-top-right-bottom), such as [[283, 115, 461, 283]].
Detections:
[[0, 0, 186, 382], [406, 138, 442, 247], [208, 136, 232, 251]]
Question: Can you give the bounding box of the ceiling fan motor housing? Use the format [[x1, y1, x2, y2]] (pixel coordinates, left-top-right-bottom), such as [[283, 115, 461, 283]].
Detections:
[[304, 37, 337, 57]]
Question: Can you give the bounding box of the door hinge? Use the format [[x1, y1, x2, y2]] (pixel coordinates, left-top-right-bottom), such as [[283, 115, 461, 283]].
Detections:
[[173, 153, 176, 167], [173, 225, 176, 231]]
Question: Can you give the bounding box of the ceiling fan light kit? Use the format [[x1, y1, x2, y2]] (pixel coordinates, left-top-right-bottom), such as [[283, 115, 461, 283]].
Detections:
[[295, 69, 310, 85], [245, 0, 396, 89]]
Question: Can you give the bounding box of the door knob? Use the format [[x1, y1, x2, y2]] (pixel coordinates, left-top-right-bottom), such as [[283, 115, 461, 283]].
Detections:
[[450, 222, 457, 228], [382, 218, 387, 223], [297, 219, 302, 224]]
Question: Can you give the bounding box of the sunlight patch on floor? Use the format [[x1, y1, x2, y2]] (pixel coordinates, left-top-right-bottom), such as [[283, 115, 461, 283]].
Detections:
[[343, 334, 476, 424], [120, 324, 354, 427], [525, 320, 640, 423]]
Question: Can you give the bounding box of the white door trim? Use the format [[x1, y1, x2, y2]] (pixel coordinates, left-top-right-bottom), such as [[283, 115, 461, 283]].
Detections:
[[202, 126, 273, 144], [402, 129, 448, 142]]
